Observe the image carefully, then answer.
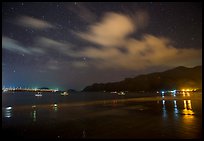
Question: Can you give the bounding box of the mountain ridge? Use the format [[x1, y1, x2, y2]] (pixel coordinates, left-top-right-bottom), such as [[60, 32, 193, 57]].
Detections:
[[83, 66, 202, 92]]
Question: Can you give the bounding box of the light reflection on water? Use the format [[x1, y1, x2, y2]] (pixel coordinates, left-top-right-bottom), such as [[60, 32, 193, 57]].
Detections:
[[3, 106, 13, 118], [52, 103, 58, 112], [173, 100, 179, 119], [162, 98, 195, 119], [183, 100, 194, 115], [30, 105, 37, 122], [162, 100, 167, 118], [32, 110, 36, 122]]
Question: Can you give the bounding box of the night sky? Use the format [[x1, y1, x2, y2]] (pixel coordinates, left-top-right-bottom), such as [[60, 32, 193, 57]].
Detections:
[[2, 2, 202, 90]]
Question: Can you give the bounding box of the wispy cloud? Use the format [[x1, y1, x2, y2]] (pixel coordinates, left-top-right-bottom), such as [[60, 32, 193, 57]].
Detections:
[[2, 36, 32, 54], [72, 61, 88, 68], [30, 47, 46, 54], [2, 36, 45, 55], [36, 36, 67, 47], [35, 36, 79, 57], [17, 15, 55, 29]]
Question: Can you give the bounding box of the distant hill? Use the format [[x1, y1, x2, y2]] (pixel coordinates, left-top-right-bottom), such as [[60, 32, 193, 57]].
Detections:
[[38, 87, 49, 89], [83, 66, 202, 92], [67, 89, 77, 92]]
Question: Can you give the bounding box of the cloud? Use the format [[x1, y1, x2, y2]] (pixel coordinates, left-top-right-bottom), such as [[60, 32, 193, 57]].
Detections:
[[2, 36, 45, 55], [73, 12, 202, 70], [2, 36, 32, 54], [37, 36, 67, 47], [122, 35, 202, 69], [76, 34, 201, 70], [17, 15, 55, 29], [35, 36, 79, 57], [79, 47, 121, 60], [72, 61, 88, 68], [77, 12, 135, 47], [30, 47, 46, 54]]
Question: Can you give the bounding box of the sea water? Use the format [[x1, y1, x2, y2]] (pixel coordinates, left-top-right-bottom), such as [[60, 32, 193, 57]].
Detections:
[[2, 91, 202, 139]]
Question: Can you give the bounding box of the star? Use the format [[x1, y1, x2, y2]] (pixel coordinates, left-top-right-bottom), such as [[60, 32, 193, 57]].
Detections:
[[13, 70, 16, 73]]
